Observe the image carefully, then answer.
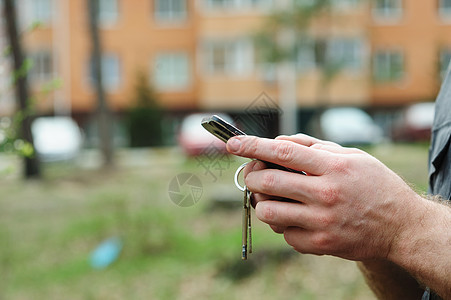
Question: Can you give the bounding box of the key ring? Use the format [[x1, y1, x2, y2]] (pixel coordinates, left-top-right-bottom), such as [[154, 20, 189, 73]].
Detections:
[[234, 162, 249, 192]]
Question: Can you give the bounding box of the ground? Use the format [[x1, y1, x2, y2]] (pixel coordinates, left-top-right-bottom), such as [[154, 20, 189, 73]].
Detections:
[[0, 143, 429, 300]]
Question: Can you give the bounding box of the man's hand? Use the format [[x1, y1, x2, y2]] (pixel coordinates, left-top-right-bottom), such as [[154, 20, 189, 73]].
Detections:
[[227, 134, 451, 298], [227, 134, 421, 261]]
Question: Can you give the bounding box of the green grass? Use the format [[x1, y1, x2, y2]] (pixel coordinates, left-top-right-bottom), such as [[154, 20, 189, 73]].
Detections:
[[0, 143, 429, 300]]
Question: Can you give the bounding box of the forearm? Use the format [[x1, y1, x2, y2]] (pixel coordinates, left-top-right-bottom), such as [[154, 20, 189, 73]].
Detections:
[[357, 260, 423, 299], [358, 196, 451, 299], [388, 196, 451, 299]]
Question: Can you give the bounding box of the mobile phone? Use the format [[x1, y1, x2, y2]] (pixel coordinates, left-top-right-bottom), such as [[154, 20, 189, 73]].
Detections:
[[201, 115, 305, 175], [201, 115, 246, 143]]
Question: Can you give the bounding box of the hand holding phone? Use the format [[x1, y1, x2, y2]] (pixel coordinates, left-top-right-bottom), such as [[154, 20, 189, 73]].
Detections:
[[201, 115, 305, 174]]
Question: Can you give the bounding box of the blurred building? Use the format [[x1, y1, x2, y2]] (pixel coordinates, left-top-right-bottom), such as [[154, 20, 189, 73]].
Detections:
[[1, 0, 451, 131]]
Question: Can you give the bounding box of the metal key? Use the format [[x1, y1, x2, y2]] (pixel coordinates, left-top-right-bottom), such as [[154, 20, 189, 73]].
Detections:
[[242, 186, 252, 260], [247, 188, 252, 254]]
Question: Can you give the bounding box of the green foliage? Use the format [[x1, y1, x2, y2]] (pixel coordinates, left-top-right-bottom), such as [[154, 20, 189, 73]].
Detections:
[[12, 58, 33, 84], [126, 72, 163, 147], [41, 78, 63, 94], [0, 115, 34, 157]]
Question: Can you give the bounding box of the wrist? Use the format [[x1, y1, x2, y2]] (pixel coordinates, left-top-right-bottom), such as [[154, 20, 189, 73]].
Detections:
[[387, 194, 439, 271]]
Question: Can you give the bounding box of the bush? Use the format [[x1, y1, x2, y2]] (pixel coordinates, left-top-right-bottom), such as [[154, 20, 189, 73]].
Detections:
[[126, 73, 163, 147]]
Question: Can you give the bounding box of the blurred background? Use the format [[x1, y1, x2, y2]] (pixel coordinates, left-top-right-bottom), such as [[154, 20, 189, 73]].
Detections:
[[0, 0, 446, 299]]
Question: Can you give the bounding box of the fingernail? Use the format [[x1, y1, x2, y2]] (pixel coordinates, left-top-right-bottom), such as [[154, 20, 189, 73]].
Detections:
[[227, 137, 241, 153]]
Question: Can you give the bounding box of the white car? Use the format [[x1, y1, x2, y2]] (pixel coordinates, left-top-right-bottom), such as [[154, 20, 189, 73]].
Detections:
[[32, 116, 83, 161], [319, 107, 383, 145]]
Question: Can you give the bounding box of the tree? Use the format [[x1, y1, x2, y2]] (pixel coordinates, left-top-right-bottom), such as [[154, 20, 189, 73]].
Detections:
[[126, 72, 163, 147], [3, 0, 41, 178], [87, 0, 114, 167], [254, 0, 344, 134]]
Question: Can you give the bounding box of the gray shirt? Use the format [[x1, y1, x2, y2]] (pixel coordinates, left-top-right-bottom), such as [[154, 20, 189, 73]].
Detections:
[[423, 64, 451, 300], [428, 67, 451, 199]]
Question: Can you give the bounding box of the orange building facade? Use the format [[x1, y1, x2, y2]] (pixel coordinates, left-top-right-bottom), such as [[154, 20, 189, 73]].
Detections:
[[1, 0, 451, 117], [370, 0, 451, 106]]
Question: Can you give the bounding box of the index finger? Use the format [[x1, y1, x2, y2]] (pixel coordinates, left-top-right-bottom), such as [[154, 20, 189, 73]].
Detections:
[[276, 133, 341, 148], [227, 136, 332, 175]]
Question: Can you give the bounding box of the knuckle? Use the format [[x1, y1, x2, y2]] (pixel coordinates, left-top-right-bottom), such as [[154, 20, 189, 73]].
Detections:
[[316, 184, 339, 206], [260, 172, 277, 193], [327, 156, 349, 174], [311, 232, 333, 252], [316, 212, 335, 228], [258, 202, 276, 221], [240, 136, 259, 157], [249, 137, 260, 156], [274, 141, 295, 163]]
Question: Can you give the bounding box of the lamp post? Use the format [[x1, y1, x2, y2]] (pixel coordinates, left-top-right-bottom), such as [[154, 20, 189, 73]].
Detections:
[[276, 0, 298, 135]]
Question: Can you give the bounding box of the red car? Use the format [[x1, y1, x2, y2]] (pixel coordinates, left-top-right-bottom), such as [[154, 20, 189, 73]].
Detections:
[[178, 113, 231, 156], [392, 103, 435, 142]]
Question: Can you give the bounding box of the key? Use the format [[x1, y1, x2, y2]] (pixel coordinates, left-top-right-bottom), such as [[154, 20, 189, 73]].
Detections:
[[242, 186, 248, 260], [242, 186, 252, 260], [247, 188, 252, 254], [234, 162, 253, 260]]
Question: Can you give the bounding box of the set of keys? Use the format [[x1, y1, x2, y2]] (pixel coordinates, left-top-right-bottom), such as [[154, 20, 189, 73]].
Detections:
[[235, 162, 253, 260], [242, 186, 252, 260], [234, 161, 304, 260]]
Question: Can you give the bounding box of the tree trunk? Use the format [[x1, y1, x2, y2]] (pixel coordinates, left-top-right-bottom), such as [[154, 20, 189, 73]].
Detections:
[[3, 0, 41, 178], [87, 0, 114, 167]]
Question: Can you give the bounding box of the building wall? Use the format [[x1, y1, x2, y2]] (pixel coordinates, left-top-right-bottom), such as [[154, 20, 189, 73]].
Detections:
[[197, 8, 278, 110], [6, 0, 451, 116], [370, 1, 451, 106], [67, 0, 198, 112]]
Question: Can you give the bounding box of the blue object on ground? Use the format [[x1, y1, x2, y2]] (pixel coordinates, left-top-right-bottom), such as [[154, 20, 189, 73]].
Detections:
[[90, 237, 123, 269]]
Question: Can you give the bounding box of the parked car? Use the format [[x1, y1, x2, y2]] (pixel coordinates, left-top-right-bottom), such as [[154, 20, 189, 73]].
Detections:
[[178, 113, 232, 156], [32, 116, 83, 161], [392, 102, 435, 142], [310, 107, 383, 145]]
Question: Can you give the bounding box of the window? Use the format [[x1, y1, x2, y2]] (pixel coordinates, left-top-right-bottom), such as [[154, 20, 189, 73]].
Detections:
[[33, 0, 53, 25], [327, 38, 364, 71], [296, 38, 329, 70], [209, 43, 229, 72], [17, 0, 53, 29], [203, 0, 273, 11], [153, 53, 190, 91], [293, 0, 315, 9], [248, 0, 273, 7], [0, 37, 14, 114], [98, 0, 119, 26], [373, 50, 404, 82], [154, 0, 187, 22], [89, 54, 121, 91], [205, 0, 235, 9], [372, 0, 403, 21], [439, 49, 451, 79], [439, 0, 451, 19], [29, 50, 53, 82], [296, 37, 364, 72], [296, 38, 316, 72], [332, 0, 361, 12], [203, 39, 254, 76], [294, 0, 363, 10]]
